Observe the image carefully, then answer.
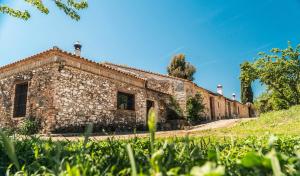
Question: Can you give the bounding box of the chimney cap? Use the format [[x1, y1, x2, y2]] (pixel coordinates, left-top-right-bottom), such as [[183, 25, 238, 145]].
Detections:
[[217, 84, 223, 88], [232, 93, 236, 100], [74, 41, 82, 50]]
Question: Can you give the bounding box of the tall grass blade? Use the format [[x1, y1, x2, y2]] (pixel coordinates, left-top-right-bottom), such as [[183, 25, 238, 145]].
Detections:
[[0, 131, 20, 170], [126, 144, 137, 176], [147, 108, 156, 154]]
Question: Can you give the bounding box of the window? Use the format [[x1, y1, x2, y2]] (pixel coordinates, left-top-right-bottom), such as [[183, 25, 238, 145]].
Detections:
[[13, 82, 28, 117], [117, 92, 135, 110]]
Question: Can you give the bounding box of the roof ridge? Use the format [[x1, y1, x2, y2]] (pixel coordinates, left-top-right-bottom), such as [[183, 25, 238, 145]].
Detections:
[[0, 47, 146, 81], [102, 62, 245, 104], [0, 47, 244, 104], [102, 62, 192, 82], [0, 47, 58, 71]]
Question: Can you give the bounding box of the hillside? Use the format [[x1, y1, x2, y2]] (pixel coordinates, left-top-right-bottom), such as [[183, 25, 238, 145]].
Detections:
[[202, 105, 300, 137]]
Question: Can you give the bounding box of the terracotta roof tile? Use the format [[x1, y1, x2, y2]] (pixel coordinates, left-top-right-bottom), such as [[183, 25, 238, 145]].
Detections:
[[0, 47, 146, 81], [102, 62, 243, 104]]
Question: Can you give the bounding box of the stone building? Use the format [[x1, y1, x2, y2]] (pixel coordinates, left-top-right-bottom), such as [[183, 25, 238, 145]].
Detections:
[[0, 44, 252, 133]]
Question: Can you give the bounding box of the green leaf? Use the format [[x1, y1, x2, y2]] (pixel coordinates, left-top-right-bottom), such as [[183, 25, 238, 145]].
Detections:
[[0, 131, 20, 170], [241, 152, 263, 168], [126, 144, 137, 176]]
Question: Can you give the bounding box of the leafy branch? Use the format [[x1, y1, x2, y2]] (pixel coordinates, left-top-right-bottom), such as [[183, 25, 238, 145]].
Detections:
[[0, 0, 88, 21]]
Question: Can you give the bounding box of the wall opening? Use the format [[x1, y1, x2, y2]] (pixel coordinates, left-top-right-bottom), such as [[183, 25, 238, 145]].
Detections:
[[209, 97, 215, 120], [227, 102, 231, 118], [146, 100, 155, 116], [117, 92, 135, 110], [13, 82, 28, 117]]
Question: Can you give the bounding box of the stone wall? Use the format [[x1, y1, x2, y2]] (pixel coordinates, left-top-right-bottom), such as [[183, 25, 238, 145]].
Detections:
[[184, 82, 250, 121], [104, 63, 251, 121], [51, 65, 171, 133], [102, 63, 189, 112], [0, 51, 172, 133], [0, 63, 57, 132]]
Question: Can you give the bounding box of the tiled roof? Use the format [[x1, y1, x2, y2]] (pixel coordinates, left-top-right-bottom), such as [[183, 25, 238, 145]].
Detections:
[[102, 62, 242, 104], [0, 47, 146, 81], [0, 47, 243, 104], [102, 62, 193, 82]]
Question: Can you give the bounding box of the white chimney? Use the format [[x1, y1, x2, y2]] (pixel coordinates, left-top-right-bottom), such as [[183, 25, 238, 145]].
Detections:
[[217, 84, 223, 95], [74, 41, 82, 56], [232, 93, 236, 100]]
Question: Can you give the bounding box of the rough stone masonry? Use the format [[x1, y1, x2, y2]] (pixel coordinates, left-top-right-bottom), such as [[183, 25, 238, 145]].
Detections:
[[0, 45, 253, 133]]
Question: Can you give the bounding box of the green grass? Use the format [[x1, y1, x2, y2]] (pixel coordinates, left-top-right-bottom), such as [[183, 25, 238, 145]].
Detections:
[[198, 105, 300, 137], [1, 106, 300, 175]]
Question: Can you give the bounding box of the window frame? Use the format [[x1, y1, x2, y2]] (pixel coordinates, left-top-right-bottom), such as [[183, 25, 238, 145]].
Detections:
[[13, 82, 29, 118], [117, 91, 135, 111]]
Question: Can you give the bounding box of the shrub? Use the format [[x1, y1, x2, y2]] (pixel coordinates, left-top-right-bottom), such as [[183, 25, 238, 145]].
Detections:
[[166, 96, 183, 120], [186, 92, 205, 122], [18, 117, 40, 135], [0, 127, 15, 136]]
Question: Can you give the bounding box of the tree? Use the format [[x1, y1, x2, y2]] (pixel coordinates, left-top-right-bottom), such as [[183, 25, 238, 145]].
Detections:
[[241, 42, 300, 112], [167, 54, 196, 81], [240, 62, 255, 104], [0, 0, 88, 21], [186, 92, 205, 122]]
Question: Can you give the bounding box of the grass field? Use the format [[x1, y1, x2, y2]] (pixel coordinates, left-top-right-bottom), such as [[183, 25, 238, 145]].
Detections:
[[1, 106, 300, 175], [200, 105, 300, 137]]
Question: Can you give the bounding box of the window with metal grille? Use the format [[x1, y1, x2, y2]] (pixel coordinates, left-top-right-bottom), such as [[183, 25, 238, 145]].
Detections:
[[117, 92, 135, 110], [13, 82, 28, 117]]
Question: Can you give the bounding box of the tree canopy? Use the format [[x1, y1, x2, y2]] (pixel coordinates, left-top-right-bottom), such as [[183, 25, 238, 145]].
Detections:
[[167, 54, 196, 81], [0, 0, 88, 21], [241, 42, 300, 111], [240, 62, 254, 104]]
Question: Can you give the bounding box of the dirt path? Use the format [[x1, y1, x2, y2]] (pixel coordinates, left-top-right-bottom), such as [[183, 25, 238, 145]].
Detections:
[[42, 118, 256, 141]]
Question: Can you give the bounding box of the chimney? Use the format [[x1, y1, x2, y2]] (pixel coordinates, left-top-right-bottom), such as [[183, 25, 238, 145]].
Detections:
[[74, 41, 82, 56], [217, 84, 223, 95], [232, 93, 236, 100]]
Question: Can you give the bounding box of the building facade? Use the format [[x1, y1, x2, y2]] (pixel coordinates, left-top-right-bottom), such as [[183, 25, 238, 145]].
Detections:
[[0, 46, 252, 133]]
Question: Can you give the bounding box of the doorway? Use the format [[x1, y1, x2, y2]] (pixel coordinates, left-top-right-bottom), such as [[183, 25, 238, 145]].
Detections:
[[209, 97, 215, 120], [146, 100, 155, 118], [227, 102, 231, 118]]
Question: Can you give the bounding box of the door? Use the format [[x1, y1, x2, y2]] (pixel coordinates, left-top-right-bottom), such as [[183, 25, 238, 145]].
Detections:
[[209, 97, 215, 120], [227, 102, 231, 118]]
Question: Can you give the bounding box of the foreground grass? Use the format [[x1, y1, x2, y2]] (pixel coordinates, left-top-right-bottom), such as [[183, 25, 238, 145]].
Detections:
[[1, 135, 300, 175], [1, 106, 300, 175]]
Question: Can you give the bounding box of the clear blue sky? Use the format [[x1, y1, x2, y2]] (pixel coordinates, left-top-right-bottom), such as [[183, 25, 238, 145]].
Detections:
[[1, 0, 300, 100]]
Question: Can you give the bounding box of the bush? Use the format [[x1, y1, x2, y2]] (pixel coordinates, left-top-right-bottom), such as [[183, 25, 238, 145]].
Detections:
[[18, 117, 40, 135], [166, 96, 183, 120], [186, 92, 205, 122], [0, 127, 15, 136], [254, 91, 290, 113]]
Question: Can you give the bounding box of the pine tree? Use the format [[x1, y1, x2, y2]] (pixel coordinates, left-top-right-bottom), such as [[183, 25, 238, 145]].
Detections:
[[167, 54, 196, 81]]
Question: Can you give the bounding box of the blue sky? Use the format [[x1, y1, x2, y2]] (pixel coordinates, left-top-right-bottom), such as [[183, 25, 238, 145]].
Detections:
[[1, 0, 300, 100]]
